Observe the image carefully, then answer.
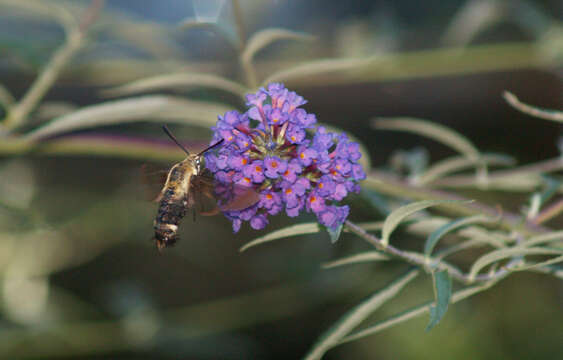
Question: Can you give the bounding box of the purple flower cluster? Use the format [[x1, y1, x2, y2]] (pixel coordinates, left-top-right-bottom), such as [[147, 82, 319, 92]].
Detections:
[[205, 83, 366, 232]]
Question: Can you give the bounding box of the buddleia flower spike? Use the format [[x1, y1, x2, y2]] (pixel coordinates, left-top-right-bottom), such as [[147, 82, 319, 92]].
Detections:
[[205, 83, 366, 233]]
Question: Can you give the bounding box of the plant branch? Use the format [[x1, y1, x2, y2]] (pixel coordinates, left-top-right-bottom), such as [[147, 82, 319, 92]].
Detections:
[[365, 171, 551, 237], [344, 220, 525, 285], [1, 0, 104, 132]]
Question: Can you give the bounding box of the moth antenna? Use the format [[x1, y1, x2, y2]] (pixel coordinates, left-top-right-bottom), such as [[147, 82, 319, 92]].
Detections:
[[162, 125, 191, 156], [197, 139, 224, 156]]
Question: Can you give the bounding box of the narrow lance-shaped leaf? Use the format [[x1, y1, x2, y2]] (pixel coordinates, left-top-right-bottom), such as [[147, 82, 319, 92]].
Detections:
[[0, 83, 15, 108], [24, 96, 231, 140], [262, 57, 376, 86], [468, 247, 563, 280], [177, 18, 238, 48], [373, 118, 482, 162], [522, 231, 563, 248], [303, 269, 420, 360], [426, 270, 452, 331], [424, 214, 492, 256], [101, 73, 248, 98], [325, 223, 344, 244], [240, 223, 320, 252], [242, 28, 314, 65], [538, 176, 561, 204], [340, 282, 491, 345], [503, 91, 563, 123], [360, 189, 391, 216], [381, 200, 468, 247], [0, 0, 77, 35], [509, 255, 563, 272], [418, 153, 515, 185], [322, 252, 389, 269]]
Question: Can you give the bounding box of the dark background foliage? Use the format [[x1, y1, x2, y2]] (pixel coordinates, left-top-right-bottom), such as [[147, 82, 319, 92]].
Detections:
[[0, 0, 561, 359]]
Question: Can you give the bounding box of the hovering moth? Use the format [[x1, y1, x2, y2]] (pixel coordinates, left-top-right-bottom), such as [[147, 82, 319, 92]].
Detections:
[[152, 125, 258, 250]]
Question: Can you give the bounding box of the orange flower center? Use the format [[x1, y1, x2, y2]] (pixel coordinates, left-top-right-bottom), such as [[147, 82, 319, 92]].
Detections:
[[271, 161, 278, 168], [300, 153, 305, 159], [319, 183, 324, 189], [242, 158, 248, 165], [310, 196, 317, 203], [266, 194, 273, 200], [285, 188, 293, 195], [255, 165, 263, 172]]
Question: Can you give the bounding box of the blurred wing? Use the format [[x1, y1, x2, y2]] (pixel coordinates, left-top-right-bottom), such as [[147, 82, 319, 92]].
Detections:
[[140, 163, 170, 202], [219, 184, 260, 211], [192, 172, 260, 213]]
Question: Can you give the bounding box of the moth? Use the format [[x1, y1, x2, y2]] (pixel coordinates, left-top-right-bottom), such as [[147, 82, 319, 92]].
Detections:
[[153, 125, 258, 250]]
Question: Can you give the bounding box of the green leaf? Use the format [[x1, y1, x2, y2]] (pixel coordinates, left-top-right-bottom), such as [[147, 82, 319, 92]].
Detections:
[[360, 189, 391, 216], [522, 231, 563, 248], [538, 176, 561, 204], [25, 96, 231, 140], [101, 73, 248, 98], [0, 83, 15, 108], [177, 18, 237, 48], [322, 251, 389, 269], [242, 28, 314, 65], [424, 215, 491, 256], [381, 200, 468, 247], [509, 255, 563, 272], [435, 238, 486, 260], [418, 153, 515, 185], [503, 91, 563, 123], [455, 226, 507, 249], [262, 57, 376, 86], [468, 247, 563, 280], [240, 223, 320, 252], [373, 118, 482, 162], [340, 282, 491, 345], [303, 269, 419, 360], [354, 221, 384, 232], [325, 223, 343, 244], [426, 270, 452, 331], [0, 0, 77, 35]]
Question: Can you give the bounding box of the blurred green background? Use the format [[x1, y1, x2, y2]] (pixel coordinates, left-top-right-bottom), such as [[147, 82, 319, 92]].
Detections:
[[0, 0, 561, 359]]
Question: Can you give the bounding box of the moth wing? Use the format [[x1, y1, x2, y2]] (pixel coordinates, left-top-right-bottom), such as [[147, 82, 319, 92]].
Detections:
[[192, 172, 260, 214], [219, 184, 260, 211], [140, 163, 170, 202]]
